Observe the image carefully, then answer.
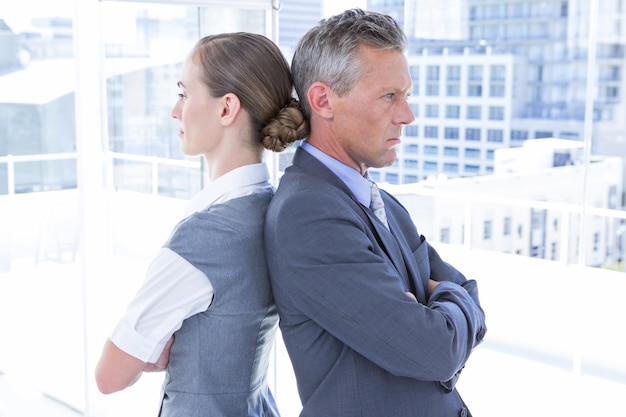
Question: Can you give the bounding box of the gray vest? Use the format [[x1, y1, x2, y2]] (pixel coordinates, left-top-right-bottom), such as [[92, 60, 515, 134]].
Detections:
[[159, 191, 280, 417]]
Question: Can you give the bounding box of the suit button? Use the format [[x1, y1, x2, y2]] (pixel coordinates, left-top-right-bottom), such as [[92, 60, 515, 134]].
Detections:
[[477, 327, 486, 342], [459, 407, 468, 417]]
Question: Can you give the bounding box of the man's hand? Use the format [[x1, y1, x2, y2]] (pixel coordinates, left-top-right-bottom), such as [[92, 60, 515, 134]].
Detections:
[[144, 335, 174, 372], [428, 279, 440, 295]]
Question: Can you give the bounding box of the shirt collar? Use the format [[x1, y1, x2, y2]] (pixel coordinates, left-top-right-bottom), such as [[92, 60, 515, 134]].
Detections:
[[301, 141, 372, 207], [184, 163, 271, 216]]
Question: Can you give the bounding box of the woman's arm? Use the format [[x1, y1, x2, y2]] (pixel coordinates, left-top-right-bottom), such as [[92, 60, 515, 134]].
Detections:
[[95, 338, 145, 394], [95, 335, 175, 394]]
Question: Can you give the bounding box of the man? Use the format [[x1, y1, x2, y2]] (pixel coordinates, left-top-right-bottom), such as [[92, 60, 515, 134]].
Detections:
[[264, 9, 487, 417]]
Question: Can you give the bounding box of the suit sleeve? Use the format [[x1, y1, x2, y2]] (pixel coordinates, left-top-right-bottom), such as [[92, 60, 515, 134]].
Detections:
[[266, 186, 486, 383]]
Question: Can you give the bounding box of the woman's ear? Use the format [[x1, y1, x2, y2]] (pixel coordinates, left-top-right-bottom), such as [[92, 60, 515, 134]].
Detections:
[[219, 93, 242, 126], [307, 81, 334, 119]]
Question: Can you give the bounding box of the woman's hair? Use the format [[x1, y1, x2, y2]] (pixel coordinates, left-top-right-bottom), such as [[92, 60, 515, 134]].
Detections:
[[292, 9, 407, 120], [192, 32, 308, 152]]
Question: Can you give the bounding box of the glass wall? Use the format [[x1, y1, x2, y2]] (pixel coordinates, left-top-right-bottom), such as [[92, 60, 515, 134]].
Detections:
[[0, 1, 624, 416]]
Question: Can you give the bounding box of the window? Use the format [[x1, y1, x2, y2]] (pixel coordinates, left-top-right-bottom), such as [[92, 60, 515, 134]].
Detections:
[[444, 146, 459, 156], [426, 65, 440, 81], [426, 83, 440, 96], [489, 106, 505, 120], [447, 65, 461, 80], [487, 129, 504, 142], [424, 126, 439, 138], [410, 103, 419, 117], [405, 125, 419, 137], [511, 130, 528, 140], [440, 227, 451, 243], [446, 105, 460, 118], [466, 128, 481, 141], [444, 127, 460, 139], [464, 164, 480, 173], [425, 104, 439, 117], [404, 143, 418, 153], [490, 84, 505, 97], [468, 84, 483, 97], [468, 65, 483, 81], [504, 216, 512, 236], [465, 148, 480, 158], [490, 64, 506, 80], [483, 220, 493, 240], [443, 162, 459, 173], [447, 84, 461, 96], [467, 105, 482, 119], [424, 161, 438, 171], [424, 145, 439, 155]]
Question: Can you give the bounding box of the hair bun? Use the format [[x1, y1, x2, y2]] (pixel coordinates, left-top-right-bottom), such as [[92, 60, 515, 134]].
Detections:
[[262, 99, 309, 152]]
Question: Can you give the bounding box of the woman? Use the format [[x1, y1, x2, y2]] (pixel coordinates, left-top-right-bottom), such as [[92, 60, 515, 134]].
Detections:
[[95, 32, 307, 416]]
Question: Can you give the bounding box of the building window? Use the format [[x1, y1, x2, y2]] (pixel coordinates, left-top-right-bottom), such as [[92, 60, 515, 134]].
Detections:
[[468, 64, 483, 81], [535, 131, 552, 138], [466, 128, 481, 141], [444, 146, 459, 156], [483, 220, 493, 240], [465, 148, 480, 158], [487, 149, 494, 160], [405, 125, 419, 137], [404, 174, 418, 183], [511, 130, 528, 140], [385, 173, 399, 184], [490, 64, 506, 81], [467, 105, 482, 119], [447, 65, 461, 80], [447, 84, 461, 96], [424, 145, 438, 155], [443, 162, 458, 173], [440, 227, 451, 243], [410, 103, 419, 117], [503, 216, 511, 236], [444, 127, 460, 139], [424, 126, 439, 138], [490, 84, 505, 97], [424, 161, 438, 171], [489, 106, 505, 120], [404, 143, 418, 153], [427, 65, 440, 81], [446, 105, 460, 118], [404, 158, 418, 168], [426, 83, 440, 96], [425, 104, 439, 117], [464, 164, 480, 173], [468, 84, 483, 97], [487, 129, 504, 142]]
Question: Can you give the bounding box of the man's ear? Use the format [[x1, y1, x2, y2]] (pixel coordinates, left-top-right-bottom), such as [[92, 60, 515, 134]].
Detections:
[[219, 93, 241, 126], [307, 81, 334, 119]]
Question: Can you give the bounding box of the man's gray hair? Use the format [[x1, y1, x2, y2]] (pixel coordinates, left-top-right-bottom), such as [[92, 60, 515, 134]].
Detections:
[[292, 8, 407, 120]]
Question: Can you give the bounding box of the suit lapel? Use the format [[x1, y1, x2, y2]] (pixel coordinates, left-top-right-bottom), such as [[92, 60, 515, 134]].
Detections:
[[385, 204, 428, 304], [292, 147, 426, 303]]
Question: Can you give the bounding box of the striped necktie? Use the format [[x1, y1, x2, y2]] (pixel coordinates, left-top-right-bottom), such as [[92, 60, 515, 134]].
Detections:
[[369, 181, 389, 229]]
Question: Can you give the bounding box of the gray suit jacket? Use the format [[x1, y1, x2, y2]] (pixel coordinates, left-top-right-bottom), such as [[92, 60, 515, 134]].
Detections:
[[265, 147, 486, 417]]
